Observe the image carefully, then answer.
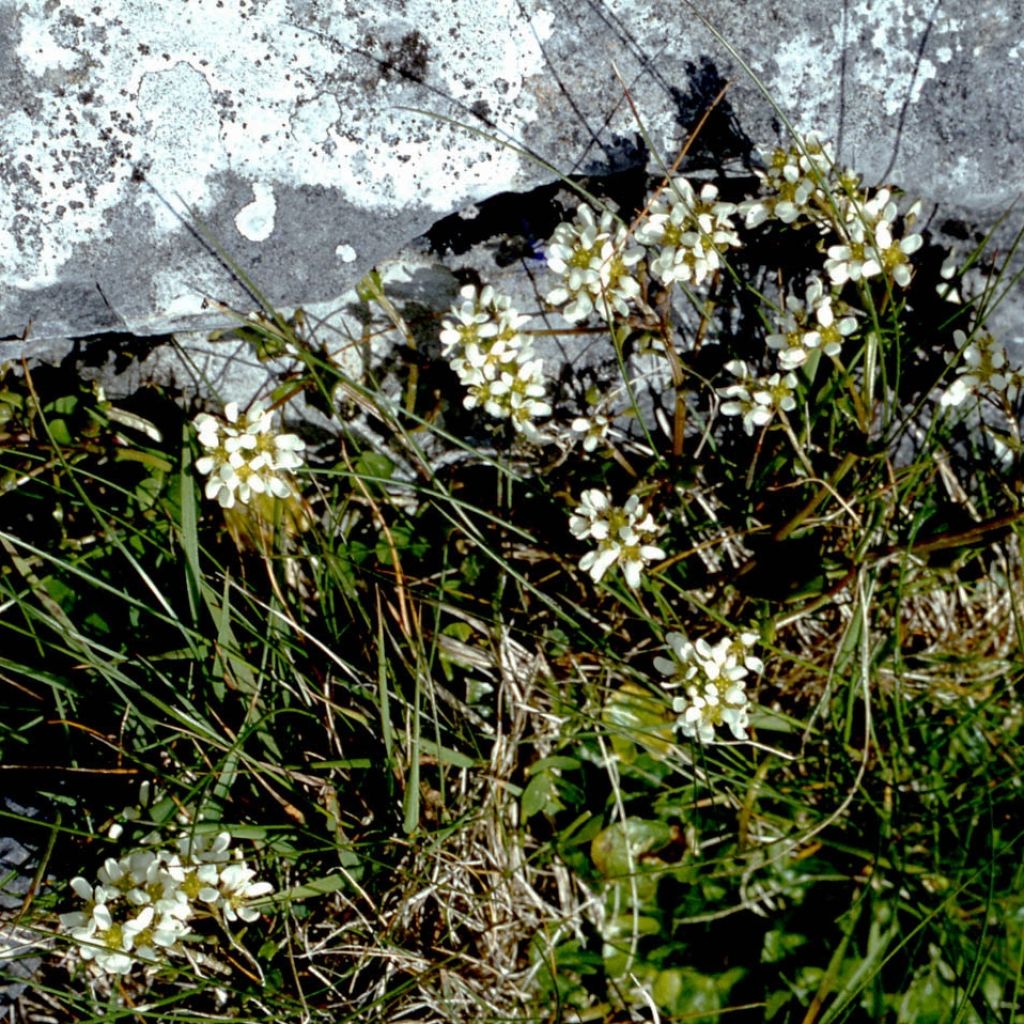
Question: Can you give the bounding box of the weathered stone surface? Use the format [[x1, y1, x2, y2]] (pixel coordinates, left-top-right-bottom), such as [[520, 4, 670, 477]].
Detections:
[[2, 0, 1023, 355], [0, 801, 44, 1007]]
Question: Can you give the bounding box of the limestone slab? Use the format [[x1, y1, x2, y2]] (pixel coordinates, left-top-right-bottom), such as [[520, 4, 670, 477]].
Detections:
[[2, 0, 1022, 354]]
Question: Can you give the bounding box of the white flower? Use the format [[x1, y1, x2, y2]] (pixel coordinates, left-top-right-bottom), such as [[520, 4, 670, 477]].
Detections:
[[939, 330, 1015, 408], [178, 831, 233, 864], [546, 203, 645, 322], [60, 827, 274, 976], [571, 410, 613, 452], [752, 372, 798, 414], [718, 361, 798, 435], [636, 177, 740, 288], [874, 219, 923, 288], [656, 630, 762, 743], [194, 401, 305, 510], [569, 487, 612, 541], [766, 277, 857, 369], [824, 221, 881, 285], [718, 360, 768, 435], [215, 863, 275, 923], [936, 251, 963, 303], [570, 489, 665, 588]]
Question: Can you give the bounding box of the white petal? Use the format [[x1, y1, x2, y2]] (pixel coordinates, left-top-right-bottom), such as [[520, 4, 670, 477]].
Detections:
[[587, 546, 619, 582], [71, 876, 93, 900]]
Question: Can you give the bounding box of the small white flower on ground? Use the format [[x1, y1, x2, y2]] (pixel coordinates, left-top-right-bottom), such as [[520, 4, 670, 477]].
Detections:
[[718, 360, 770, 436], [936, 251, 963, 303], [194, 401, 305, 510], [636, 177, 741, 289], [655, 629, 763, 743], [216, 863, 275, 923], [875, 220, 923, 287], [939, 329, 1015, 408], [718, 361, 799, 436], [824, 222, 881, 286], [545, 203, 645, 322], [569, 489, 665, 588], [571, 410, 614, 452]]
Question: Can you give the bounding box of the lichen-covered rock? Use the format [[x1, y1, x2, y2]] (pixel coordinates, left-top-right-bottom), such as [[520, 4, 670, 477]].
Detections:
[[2, 0, 1022, 353]]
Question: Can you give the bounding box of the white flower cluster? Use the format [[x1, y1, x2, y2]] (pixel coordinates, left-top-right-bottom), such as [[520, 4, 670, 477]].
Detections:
[[740, 132, 856, 228], [568, 489, 665, 588], [194, 401, 305, 509], [60, 831, 273, 976], [823, 186, 923, 289], [655, 630, 764, 743], [545, 203, 645, 322], [635, 177, 741, 288], [766, 277, 858, 370], [741, 132, 923, 290], [718, 359, 799, 435], [439, 284, 551, 438], [939, 329, 1021, 408]]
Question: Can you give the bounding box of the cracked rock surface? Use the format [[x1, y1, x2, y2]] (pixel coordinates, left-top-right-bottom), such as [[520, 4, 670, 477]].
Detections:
[[2, 0, 1023, 357]]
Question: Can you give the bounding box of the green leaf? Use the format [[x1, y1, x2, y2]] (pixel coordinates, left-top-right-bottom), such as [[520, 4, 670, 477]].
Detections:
[[280, 874, 348, 901], [526, 755, 581, 775], [603, 683, 674, 762], [46, 418, 73, 445], [651, 967, 727, 1021], [418, 736, 476, 768], [590, 818, 672, 878], [376, 525, 428, 564], [522, 770, 563, 819], [355, 450, 395, 482]]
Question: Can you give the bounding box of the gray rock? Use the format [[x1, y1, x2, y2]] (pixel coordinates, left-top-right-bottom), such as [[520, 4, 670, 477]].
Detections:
[[0, 927, 41, 1008], [3, 0, 1024, 356], [0, 801, 44, 1008]]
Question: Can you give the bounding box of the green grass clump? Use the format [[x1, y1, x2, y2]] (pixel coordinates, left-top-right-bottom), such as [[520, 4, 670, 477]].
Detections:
[[1, 118, 1024, 1024]]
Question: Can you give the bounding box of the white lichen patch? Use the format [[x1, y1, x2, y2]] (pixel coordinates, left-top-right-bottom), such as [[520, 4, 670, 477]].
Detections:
[[769, 35, 832, 130], [292, 94, 341, 145], [769, 0, 960, 130], [137, 62, 226, 232], [335, 244, 357, 263], [235, 184, 277, 243], [16, 11, 83, 75], [857, 2, 943, 116]]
